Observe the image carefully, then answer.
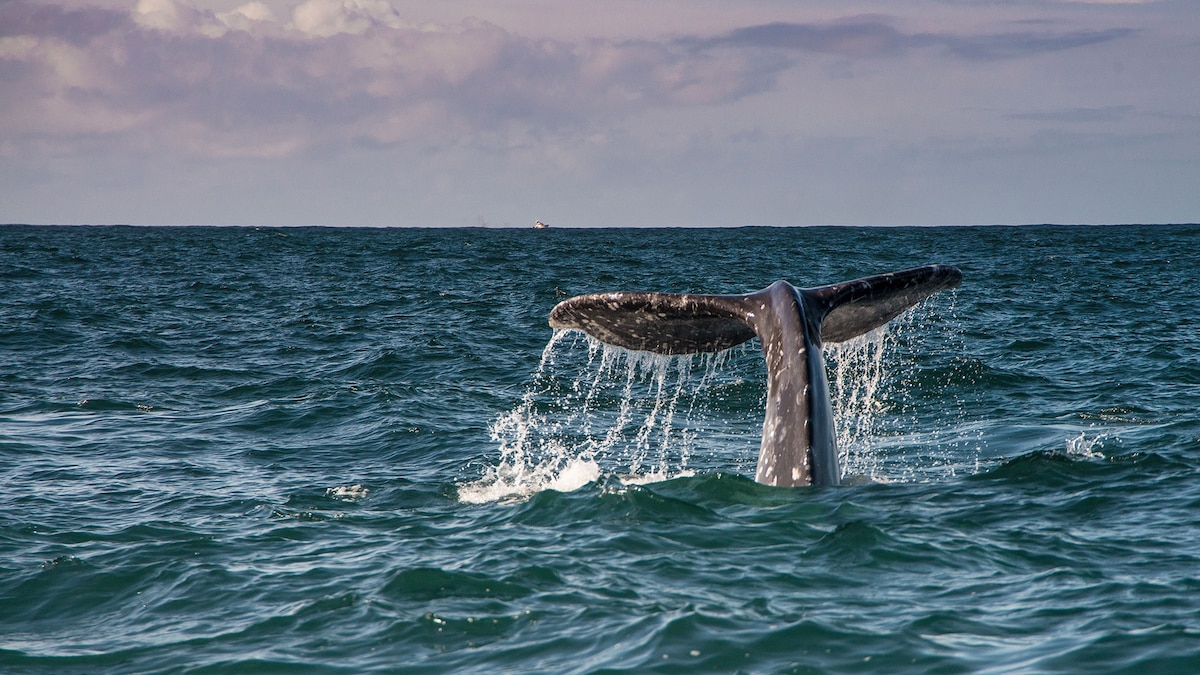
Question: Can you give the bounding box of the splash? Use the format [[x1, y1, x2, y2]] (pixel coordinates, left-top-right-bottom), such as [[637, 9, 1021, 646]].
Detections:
[[1064, 431, 1106, 459], [460, 308, 955, 503], [325, 484, 369, 502], [824, 327, 891, 480], [830, 299, 982, 484], [458, 331, 740, 503]]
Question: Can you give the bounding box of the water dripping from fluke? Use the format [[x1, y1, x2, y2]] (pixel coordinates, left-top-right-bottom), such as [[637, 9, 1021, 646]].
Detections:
[[458, 331, 726, 504], [459, 322, 931, 503]]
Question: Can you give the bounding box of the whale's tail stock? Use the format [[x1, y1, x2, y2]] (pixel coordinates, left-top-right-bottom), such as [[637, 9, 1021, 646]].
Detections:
[[548, 265, 962, 486]]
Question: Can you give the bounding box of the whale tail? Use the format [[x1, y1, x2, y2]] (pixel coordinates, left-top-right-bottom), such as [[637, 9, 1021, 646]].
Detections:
[[548, 265, 962, 354], [547, 264, 961, 487]]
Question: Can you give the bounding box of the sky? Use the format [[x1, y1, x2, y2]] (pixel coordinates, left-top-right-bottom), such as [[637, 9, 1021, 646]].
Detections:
[[1, 0, 1198, 227]]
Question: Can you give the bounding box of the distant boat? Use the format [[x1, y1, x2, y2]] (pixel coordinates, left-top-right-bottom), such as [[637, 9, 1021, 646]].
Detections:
[[533, 220, 550, 229]]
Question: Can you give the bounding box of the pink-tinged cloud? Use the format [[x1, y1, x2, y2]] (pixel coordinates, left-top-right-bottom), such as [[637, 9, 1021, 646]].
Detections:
[[1, 0, 1135, 159]]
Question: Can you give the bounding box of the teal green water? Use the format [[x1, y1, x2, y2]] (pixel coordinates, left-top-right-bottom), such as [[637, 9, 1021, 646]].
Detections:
[[2, 224, 1199, 673]]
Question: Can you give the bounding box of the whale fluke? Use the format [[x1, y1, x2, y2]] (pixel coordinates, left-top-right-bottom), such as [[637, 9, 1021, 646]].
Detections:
[[548, 265, 962, 487]]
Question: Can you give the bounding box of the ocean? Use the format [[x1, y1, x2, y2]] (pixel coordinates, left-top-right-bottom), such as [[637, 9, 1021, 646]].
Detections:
[[1, 224, 1198, 673]]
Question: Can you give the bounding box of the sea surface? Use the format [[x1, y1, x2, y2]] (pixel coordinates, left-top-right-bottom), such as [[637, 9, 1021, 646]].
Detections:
[[2, 224, 1199, 673]]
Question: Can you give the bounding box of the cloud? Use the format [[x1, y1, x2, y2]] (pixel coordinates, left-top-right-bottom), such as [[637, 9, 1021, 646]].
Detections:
[[686, 17, 906, 58], [0, 0, 785, 157], [0, 0, 1138, 160], [291, 0, 408, 37], [926, 27, 1135, 60], [691, 16, 1134, 61], [1007, 105, 1136, 123]]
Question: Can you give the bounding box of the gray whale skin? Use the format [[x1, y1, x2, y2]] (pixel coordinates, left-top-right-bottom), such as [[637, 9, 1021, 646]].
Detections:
[[548, 265, 962, 487]]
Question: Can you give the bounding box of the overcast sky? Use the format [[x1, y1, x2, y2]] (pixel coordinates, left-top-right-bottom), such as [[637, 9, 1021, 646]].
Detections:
[[2, 0, 1198, 227]]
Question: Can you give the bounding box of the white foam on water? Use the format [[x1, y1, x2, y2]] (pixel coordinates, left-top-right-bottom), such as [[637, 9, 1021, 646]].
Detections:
[[618, 468, 696, 486], [325, 484, 369, 501], [457, 453, 602, 505], [1064, 431, 1106, 459]]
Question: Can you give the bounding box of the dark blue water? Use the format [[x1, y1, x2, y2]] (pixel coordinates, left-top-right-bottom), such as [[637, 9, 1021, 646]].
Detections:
[[2, 224, 1198, 673]]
